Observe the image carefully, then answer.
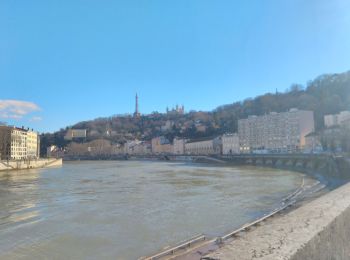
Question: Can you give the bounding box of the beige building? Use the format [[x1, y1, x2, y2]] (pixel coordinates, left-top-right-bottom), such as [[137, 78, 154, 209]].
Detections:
[[151, 136, 173, 154], [304, 132, 322, 152], [173, 138, 186, 155], [324, 111, 350, 128], [64, 129, 87, 140], [238, 109, 315, 153], [0, 126, 40, 160], [27, 130, 39, 159], [222, 133, 240, 155], [185, 137, 221, 155]]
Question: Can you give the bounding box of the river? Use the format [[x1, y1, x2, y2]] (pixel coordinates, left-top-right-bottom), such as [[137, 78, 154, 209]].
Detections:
[[0, 161, 308, 259]]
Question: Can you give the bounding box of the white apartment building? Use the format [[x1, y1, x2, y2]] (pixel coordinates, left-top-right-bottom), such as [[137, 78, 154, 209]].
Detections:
[[324, 111, 350, 128], [238, 109, 315, 153], [0, 126, 40, 160], [222, 133, 239, 155], [27, 130, 39, 159]]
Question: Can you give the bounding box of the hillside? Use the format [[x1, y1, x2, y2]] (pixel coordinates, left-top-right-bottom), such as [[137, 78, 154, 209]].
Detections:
[[40, 70, 350, 154]]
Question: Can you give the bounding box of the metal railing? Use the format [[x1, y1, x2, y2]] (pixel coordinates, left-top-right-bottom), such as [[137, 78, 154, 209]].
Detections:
[[142, 234, 206, 260]]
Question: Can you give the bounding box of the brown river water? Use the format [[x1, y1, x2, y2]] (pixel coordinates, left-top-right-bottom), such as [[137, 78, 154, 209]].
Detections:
[[0, 161, 308, 259]]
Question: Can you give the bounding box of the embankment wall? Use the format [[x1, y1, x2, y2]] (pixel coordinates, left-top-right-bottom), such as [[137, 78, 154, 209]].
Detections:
[[206, 158, 350, 260], [0, 158, 62, 171]]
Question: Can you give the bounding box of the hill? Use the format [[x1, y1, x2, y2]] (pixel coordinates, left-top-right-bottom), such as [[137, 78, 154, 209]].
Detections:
[[40, 70, 350, 155]]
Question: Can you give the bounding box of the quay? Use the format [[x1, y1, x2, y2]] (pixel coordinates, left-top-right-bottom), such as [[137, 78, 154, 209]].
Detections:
[[205, 179, 350, 260], [0, 158, 63, 171]]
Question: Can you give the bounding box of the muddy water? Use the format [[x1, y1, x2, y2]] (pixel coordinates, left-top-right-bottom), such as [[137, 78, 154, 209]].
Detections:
[[0, 161, 306, 259]]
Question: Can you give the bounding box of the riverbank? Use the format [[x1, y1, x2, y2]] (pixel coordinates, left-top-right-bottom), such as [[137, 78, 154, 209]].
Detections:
[[140, 156, 350, 260], [204, 180, 350, 260], [141, 174, 326, 260], [152, 156, 350, 260], [0, 158, 62, 171]]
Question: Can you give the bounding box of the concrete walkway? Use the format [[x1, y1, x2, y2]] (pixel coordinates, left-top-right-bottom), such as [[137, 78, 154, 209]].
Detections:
[[205, 182, 350, 260]]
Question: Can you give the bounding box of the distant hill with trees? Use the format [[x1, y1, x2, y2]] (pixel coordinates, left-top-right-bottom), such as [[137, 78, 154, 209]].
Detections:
[[40, 70, 350, 155]]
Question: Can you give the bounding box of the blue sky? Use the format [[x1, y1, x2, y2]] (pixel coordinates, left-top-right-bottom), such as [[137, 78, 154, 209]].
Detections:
[[1, 0, 350, 133]]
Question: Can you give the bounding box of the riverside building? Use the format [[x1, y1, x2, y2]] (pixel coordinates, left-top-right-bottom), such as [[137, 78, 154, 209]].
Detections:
[[222, 133, 240, 155], [185, 137, 221, 155], [0, 126, 40, 160], [27, 130, 40, 159], [173, 137, 186, 155], [151, 136, 173, 154], [238, 109, 315, 153], [324, 111, 350, 128]]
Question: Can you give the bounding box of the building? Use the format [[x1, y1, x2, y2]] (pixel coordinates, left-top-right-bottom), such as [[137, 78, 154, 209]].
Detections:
[[124, 140, 142, 154], [151, 136, 173, 154], [324, 111, 350, 128], [0, 126, 40, 160], [185, 137, 221, 155], [238, 109, 315, 153], [166, 105, 184, 115], [213, 136, 222, 154], [222, 133, 240, 155], [304, 132, 323, 153], [173, 138, 187, 155], [27, 130, 39, 159], [47, 145, 64, 158], [161, 120, 174, 132], [123, 140, 151, 155], [64, 129, 87, 140]]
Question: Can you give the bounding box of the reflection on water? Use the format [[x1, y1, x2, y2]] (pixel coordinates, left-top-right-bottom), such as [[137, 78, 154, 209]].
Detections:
[[0, 161, 306, 259]]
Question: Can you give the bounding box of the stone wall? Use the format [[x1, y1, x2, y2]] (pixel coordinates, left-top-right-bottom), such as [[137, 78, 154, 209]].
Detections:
[[0, 158, 62, 171], [206, 180, 350, 260]]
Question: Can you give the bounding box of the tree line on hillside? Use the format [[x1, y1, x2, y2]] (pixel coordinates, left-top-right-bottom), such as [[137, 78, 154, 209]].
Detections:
[[40, 70, 350, 155]]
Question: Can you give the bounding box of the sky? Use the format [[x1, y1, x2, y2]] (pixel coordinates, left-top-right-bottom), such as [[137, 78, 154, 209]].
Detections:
[[1, 0, 350, 133]]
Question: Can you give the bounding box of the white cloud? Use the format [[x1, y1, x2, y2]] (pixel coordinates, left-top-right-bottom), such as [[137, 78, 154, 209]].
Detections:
[[30, 116, 42, 122], [0, 100, 40, 119]]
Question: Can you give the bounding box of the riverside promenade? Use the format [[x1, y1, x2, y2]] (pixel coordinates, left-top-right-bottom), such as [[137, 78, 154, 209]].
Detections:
[[0, 158, 62, 171], [143, 155, 350, 260], [205, 179, 350, 260]]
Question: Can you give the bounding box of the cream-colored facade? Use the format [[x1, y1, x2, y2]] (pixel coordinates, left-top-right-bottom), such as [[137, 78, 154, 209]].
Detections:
[[64, 129, 87, 140], [324, 111, 350, 128], [151, 136, 173, 154], [222, 133, 240, 155], [304, 133, 322, 152], [185, 140, 214, 155], [10, 128, 27, 160], [27, 130, 39, 159], [238, 109, 315, 153], [173, 138, 186, 154], [0, 126, 40, 160]]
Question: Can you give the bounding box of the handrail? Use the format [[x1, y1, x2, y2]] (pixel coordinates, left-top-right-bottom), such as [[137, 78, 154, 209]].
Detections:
[[141, 177, 306, 259], [142, 234, 206, 260], [221, 178, 305, 241]]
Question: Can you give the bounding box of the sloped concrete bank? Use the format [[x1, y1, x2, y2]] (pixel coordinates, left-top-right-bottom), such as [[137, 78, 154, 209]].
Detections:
[[204, 158, 350, 260], [0, 158, 62, 171]]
